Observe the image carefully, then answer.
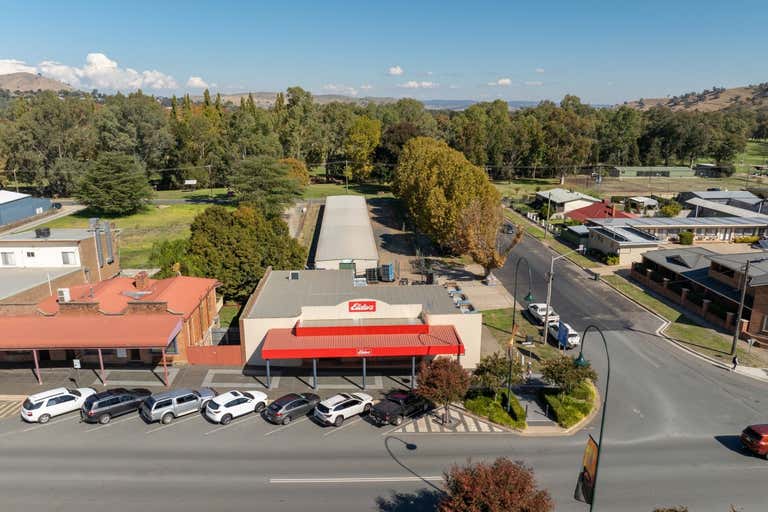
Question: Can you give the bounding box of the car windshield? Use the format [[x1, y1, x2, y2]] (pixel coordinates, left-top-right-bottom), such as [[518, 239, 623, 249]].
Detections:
[[22, 399, 42, 410], [207, 401, 220, 410], [67, 389, 82, 397], [144, 397, 157, 409], [745, 427, 762, 439]]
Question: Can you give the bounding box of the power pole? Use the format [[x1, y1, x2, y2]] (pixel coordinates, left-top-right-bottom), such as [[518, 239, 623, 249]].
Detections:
[[731, 259, 752, 355]]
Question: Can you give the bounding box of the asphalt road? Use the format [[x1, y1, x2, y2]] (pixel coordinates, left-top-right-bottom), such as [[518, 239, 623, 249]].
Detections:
[[0, 233, 766, 511]]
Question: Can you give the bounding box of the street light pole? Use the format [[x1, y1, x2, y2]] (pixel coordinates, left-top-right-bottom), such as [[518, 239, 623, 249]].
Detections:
[[509, 256, 534, 412], [574, 325, 610, 512], [542, 246, 585, 345], [543, 194, 552, 240], [731, 259, 762, 355]]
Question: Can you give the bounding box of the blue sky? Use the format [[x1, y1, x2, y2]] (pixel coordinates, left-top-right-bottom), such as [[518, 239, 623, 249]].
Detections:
[[1, 0, 766, 104]]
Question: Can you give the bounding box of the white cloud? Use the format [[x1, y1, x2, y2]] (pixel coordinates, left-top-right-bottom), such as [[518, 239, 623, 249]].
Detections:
[[426, 71, 433, 76], [524, 81, 544, 87], [488, 77, 512, 87], [449, 84, 461, 89], [387, 65, 404, 76], [323, 83, 359, 96], [535, 67, 545, 74], [398, 81, 438, 89], [186, 76, 209, 89], [360, 84, 373, 90], [0, 59, 37, 75], [9, 52, 179, 91]]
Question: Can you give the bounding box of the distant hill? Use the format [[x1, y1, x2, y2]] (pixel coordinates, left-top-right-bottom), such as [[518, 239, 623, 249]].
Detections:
[[0, 72, 72, 92], [625, 83, 768, 112]]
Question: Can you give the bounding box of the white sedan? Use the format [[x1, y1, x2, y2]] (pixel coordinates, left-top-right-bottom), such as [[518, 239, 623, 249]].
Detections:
[[21, 387, 97, 423], [547, 321, 581, 349], [204, 390, 268, 425], [314, 392, 373, 427], [527, 303, 560, 324]]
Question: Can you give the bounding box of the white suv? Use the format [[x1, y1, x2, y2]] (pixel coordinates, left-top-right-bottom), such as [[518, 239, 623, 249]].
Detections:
[[314, 392, 373, 427], [204, 390, 268, 425], [21, 387, 97, 423]]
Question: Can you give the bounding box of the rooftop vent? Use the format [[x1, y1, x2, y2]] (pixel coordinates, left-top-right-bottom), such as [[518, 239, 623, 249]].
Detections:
[[289, 271, 300, 281], [56, 288, 71, 303], [35, 227, 50, 238]]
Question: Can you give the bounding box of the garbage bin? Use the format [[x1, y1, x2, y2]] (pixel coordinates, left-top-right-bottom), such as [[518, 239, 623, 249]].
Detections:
[[593, 272, 600, 281]]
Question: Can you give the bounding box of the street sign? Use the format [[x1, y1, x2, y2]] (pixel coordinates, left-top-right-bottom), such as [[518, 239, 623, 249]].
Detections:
[[574, 434, 599, 504], [73, 359, 81, 369], [558, 321, 569, 349]]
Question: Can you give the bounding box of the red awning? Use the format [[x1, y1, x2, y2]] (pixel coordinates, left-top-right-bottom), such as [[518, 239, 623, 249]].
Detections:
[[261, 325, 464, 360]]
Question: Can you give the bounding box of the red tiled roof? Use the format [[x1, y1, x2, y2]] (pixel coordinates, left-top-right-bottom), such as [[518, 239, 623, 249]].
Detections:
[[565, 200, 636, 223], [261, 325, 464, 360], [0, 315, 182, 350], [37, 276, 218, 318]]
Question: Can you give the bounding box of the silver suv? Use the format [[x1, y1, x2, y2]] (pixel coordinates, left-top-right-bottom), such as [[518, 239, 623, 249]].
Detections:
[[140, 388, 216, 424]]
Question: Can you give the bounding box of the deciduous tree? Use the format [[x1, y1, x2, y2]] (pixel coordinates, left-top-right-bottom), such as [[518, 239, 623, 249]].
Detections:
[[540, 356, 597, 395], [473, 353, 521, 401], [417, 358, 470, 425], [344, 116, 381, 182]]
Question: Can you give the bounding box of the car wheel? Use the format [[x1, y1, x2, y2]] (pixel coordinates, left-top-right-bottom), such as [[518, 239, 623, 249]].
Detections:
[[255, 402, 266, 413], [363, 403, 372, 414], [221, 414, 232, 425], [98, 414, 111, 425], [393, 415, 404, 426], [161, 413, 174, 425], [282, 415, 292, 426], [38, 413, 51, 424], [334, 415, 344, 427]]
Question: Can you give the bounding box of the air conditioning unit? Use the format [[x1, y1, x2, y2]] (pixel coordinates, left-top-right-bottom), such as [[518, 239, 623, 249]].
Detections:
[[289, 271, 300, 280], [57, 288, 71, 303]]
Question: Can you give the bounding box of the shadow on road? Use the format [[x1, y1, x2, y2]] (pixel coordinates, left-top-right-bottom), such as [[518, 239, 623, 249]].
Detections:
[[375, 489, 443, 512], [714, 435, 750, 456], [383, 436, 442, 492]]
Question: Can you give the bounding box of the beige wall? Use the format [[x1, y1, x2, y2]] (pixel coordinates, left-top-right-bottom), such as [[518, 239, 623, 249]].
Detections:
[[300, 300, 422, 321], [561, 200, 597, 215], [425, 312, 482, 369], [617, 246, 657, 266], [241, 315, 300, 366]]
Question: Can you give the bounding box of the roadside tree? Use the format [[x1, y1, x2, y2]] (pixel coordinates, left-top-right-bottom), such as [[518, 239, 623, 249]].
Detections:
[[230, 156, 304, 217], [473, 352, 522, 401], [440, 457, 554, 512], [76, 152, 153, 215], [416, 358, 470, 425], [344, 115, 382, 182], [541, 356, 597, 395]]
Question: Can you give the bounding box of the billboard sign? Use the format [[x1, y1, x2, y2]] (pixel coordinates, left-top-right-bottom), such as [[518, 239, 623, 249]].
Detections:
[[574, 434, 599, 504], [348, 300, 376, 313]]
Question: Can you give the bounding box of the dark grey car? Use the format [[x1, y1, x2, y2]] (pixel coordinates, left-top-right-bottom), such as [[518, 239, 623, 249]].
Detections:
[[264, 393, 320, 425], [140, 388, 216, 424], [81, 388, 152, 424]]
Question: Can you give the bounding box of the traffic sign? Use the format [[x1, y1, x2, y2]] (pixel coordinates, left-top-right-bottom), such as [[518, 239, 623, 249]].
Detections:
[[73, 359, 81, 369]]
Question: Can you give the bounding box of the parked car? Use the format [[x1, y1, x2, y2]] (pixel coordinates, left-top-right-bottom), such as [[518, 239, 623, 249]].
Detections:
[[527, 303, 560, 324], [80, 388, 151, 424], [265, 392, 321, 425], [741, 424, 768, 459], [204, 390, 267, 425], [370, 390, 431, 426], [21, 387, 97, 424], [547, 321, 581, 349], [314, 392, 373, 427], [140, 388, 216, 424]]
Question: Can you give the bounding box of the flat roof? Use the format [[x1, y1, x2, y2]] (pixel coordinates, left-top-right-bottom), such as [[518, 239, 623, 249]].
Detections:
[[688, 190, 761, 204], [629, 196, 659, 205], [685, 198, 768, 219], [536, 188, 600, 205], [245, 269, 458, 318], [0, 190, 30, 205], [0, 228, 97, 242], [614, 166, 691, 172], [314, 195, 379, 264], [590, 216, 768, 228], [591, 226, 660, 246], [0, 267, 80, 302]]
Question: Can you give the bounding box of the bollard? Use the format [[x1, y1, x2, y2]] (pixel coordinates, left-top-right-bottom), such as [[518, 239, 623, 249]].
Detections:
[[525, 404, 529, 420]]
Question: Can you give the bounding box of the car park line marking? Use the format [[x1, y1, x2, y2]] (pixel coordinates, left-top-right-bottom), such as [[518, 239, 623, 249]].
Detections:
[[84, 415, 138, 432], [203, 413, 263, 436], [20, 415, 80, 432], [269, 476, 443, 484], [145, 414, 200, 434], [321, 417, 364, 437], [100, 368, 180, 387], [201, 369, 280, 389], [263, 417, 309, 436]]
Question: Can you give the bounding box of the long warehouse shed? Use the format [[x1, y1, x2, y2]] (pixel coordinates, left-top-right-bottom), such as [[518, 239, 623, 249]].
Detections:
[[314, 195, 379, 274]]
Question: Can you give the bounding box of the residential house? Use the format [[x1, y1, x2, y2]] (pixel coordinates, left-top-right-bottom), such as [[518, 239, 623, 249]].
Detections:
[[535, 188, 601, 219]]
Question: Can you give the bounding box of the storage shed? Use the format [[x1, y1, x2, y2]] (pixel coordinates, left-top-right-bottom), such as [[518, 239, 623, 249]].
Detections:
[[0, 191, 52, 227], [314, 195, 379, 274]]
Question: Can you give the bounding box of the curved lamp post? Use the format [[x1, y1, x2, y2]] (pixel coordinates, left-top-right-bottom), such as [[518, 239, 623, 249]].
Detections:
[[574, 325, 610, 512], [508, 256, 534, 412]]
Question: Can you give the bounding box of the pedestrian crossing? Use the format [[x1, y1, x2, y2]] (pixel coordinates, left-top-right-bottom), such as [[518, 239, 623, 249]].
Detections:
[[389, 408, 510, 434], [0, 400, 21, 419]]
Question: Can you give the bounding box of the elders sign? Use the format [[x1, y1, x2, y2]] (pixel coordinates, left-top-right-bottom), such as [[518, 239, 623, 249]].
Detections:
[[348, 300, 376, 312]]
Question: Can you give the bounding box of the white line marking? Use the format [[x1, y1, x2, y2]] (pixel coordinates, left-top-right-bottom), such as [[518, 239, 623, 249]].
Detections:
[[322, 417, 363, 437], [84, 415, 138, 432], [202, 369, 280, 389], [269, 476, 443, 484], [264, 417, 309, 436], [101, 368, 179, 387], [203, 413, 262, 436], [145, 414, 200, 434], [20, 415, 80, 432]]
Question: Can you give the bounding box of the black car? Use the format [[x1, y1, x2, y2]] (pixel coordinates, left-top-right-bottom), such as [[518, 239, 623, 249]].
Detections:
[[264, 392, 320, 425], [80, 388, 152, 424], [370, 390, 431, 426]]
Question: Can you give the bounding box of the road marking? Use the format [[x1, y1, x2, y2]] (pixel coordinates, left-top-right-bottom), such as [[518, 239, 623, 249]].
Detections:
[[84, 415, 138, 433], [100, 368, 179, 387], [322, 417, 364, 437], [202, 369, 280, 389], [21, 415, 80, 432], [263, 417, 309, 436], [269, 476, 443, 484], [0, 401, 21, 419], [145, 414, 201, 434]]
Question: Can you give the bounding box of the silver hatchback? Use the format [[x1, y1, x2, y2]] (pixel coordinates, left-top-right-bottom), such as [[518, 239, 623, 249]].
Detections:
[[140, 388, 216, 424]]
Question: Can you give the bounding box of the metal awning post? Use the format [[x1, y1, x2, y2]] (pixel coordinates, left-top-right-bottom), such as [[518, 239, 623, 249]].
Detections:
[[32, 349, 42, 385], [97, 348, 106, 385], [362, 357, 366, 390], [313, 358, 318, 390], [266, 360, 271, 389], [161, 348, 169, 387], [411, 356, 416, 390]]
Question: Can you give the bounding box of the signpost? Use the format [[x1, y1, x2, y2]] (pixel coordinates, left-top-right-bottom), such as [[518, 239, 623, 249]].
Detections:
[[574, 434, 599, 504], [72, 358, 81, 387], [557, 320, 569, 351]]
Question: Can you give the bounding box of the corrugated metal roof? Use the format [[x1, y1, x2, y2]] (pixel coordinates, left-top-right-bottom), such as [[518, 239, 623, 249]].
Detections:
[[0, 190, 29, 205], [684, 198, 768, 219], [536, 188, 600, 205], [689, 190, 761, 204], [245, 269, 458, 318], [614, 166, 691, 172], [590, 216, 768, 228], [0, 267, 80, 301], [315, 195, 379, 265]]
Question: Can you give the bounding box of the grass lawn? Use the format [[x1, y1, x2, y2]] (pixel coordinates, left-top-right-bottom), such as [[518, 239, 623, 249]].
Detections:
[[735, 140, 768, 174], [218, 304, 243, 328], [41, 204, 215, 268], [602, 274, 768, 367], [482, 307, 563, 368], [153, 188, 229, 200], [493, 178, 559, 200], [303, 182, 393, 199]]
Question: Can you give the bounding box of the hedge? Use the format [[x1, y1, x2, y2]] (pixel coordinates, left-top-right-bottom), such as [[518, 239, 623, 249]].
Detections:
[[464, 390, 526, 430], [734, 235, 760, 244], [678, 230, 694, 245], [540, 381, 595, 428]]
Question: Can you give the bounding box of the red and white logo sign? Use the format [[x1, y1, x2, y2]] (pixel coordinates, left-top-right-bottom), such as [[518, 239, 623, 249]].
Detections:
[[348, 300, 376, 312], [356, 349, 372, 356]]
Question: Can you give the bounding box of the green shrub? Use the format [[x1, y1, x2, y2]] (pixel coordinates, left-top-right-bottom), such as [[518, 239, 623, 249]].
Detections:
[[734, 235, 759, 244], [678, 230, 694, 245], [464, 391, 526, 430], [605, 254, 620, 265], [540, 381, 596, 428]]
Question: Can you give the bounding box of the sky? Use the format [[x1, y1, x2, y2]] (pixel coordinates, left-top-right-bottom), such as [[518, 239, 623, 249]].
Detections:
[[0, 0, 766, 104]]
